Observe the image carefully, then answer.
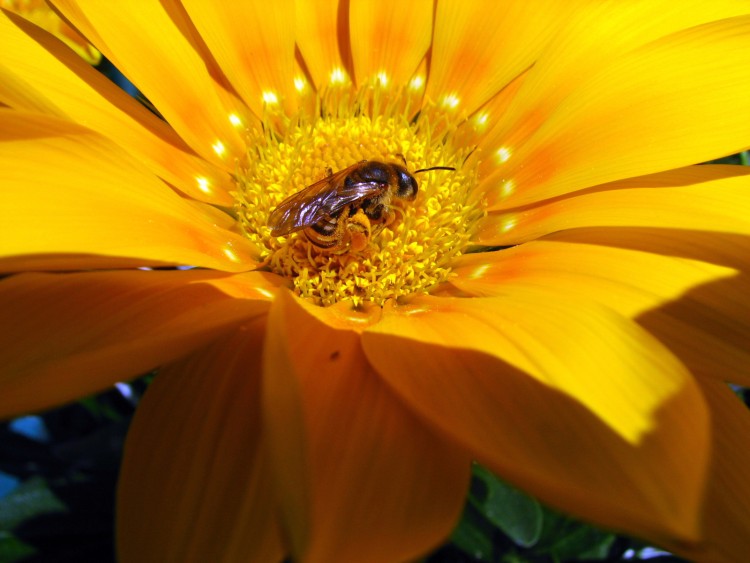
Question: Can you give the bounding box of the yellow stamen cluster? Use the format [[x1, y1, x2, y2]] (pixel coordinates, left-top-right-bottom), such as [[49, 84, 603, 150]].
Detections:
[[234, 82, 482, 307]]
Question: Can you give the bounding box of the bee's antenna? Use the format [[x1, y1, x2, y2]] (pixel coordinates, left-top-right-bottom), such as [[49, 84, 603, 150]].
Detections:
[[414, 166, 456, 174]]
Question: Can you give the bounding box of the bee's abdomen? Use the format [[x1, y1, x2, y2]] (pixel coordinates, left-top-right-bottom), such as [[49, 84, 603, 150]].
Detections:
[[304, 214, 339, 249]]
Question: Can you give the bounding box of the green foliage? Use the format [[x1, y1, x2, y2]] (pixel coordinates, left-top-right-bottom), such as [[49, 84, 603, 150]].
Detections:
[[0, 478, 66, 563], [471, 465, 543, 548], [0, 533, 35, 563], [0, 477, 66, 532], [429, 464, 625, 562]]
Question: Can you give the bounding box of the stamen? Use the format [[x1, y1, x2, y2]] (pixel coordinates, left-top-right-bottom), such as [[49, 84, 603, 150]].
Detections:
[[234, 83, 483, 307]]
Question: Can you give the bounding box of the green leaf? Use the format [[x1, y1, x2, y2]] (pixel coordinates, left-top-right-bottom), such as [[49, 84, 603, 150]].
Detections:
[[0, 532, 36, 563], [0, 477, 67, 530], [537, 511, 615, 560], [471, 465, 543, 548], [450, 502, 497, 562]]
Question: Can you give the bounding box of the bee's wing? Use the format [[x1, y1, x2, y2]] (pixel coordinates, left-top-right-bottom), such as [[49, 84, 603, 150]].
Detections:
[[268, 167, 385, 236]]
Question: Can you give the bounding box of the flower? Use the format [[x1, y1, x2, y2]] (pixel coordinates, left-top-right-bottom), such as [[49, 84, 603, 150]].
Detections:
[[2, 1, 750, 561]]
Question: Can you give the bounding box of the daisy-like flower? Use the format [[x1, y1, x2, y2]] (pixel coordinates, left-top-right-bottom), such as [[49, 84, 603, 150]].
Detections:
[[2, 1, 750, 561]]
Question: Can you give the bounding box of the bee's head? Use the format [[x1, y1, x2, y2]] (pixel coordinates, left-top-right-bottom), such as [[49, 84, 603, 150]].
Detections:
[[394, 165, 419, 200]]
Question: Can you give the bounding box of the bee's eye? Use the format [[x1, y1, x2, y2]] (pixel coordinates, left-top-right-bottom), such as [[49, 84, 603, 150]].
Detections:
[[396, 170, 418, 200]]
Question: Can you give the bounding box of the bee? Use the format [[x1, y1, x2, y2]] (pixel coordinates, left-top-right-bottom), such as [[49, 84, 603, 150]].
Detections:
[[268, 160, 455, 253]]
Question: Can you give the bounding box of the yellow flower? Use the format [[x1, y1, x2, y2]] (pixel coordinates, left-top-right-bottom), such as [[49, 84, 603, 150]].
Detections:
[[2, 1, 750, 561]]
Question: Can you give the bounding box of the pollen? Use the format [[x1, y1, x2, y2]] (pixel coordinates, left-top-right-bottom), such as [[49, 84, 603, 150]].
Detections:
[[262, 90, 279, 105], [474, 111, 490, 130], [330, 67, 347, 84], [495, 146, 512, 163], [233, 82, 483, 307], [212, 140, 226, 157], [294, 76, 307, 92], [499, 215, 517, 233], [441, 93, 460, 109], [196, 176, 211, 193], [500, 179, 515, 197]]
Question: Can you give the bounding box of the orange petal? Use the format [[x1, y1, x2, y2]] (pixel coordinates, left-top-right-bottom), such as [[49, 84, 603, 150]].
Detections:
[[0, 9, 234, 205], [481, 15, 750, 209], [426, 1, 573, 115], [0, 111, 260, 271], [477, 0, 750, 180], [452, 240, 750, 386], [349, 0, 432, 87], [118, 319, 285, 563], [363, 292, 710, 543], [263, 290, 470, 563], [295, 0, 352, 88], [182, 1, 297, 116], [0, 269, 276, 417], [476, 165, 750, 246], [52, 0, 246, 168], [661, 380, 750, 562]]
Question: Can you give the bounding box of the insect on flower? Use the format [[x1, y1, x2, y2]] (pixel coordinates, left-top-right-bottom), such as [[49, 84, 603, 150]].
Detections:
[[268, 160, 455, 253]]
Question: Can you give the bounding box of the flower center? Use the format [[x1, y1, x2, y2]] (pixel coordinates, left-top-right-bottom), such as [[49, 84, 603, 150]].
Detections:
[[234, 82, 481, 307]]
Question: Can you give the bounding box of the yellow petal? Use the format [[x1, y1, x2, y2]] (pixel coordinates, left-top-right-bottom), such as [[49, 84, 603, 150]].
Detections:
[[481, 15, 750, 209], [477, 0, 750, 181], [453, 70, 527, 164], [662, 380, 750, 562], [52, 0, 245, 167], [118, 320, 285, 563], [0, 111, 260, 271], [452, 240, 736, 318], [263, 290, 470, 563], [295, 0, 352, 88], [426, 1, 573, 115], [363, 292, 710, 542], [349, 0, 432, 87], [0, 269, 275, 418], [1, 0, 100, 63], [640, 278, 750, 388], [477, 165, 750, 246], [0, 9, 234, 205], [182, 1, 297, 116], [452, 240, 750, 386]]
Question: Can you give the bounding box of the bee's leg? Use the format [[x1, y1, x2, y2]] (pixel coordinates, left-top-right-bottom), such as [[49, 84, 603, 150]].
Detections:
[[382, 207, 396, 227], [346, 209, 372, 253], [326, 167, 333, 177], [329, 211, 349, 254]]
